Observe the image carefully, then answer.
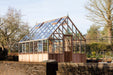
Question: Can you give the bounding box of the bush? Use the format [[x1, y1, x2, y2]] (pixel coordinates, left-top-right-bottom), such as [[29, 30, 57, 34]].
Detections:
[[86, 43, 109, 58]]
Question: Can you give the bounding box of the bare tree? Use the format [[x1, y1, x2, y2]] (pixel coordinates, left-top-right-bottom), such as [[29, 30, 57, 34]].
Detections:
[[85, 0, 113, 44], [0, 8, 29, 52]]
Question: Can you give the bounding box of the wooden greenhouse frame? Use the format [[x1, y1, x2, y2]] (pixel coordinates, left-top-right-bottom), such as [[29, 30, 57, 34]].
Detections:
[[18, 16, 86, 63]]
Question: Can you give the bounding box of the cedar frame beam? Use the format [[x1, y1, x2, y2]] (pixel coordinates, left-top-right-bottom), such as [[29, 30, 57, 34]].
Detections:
[[63, 20, 80, 41], [67, 16, 86, 41], [48, 17, 67, 39]]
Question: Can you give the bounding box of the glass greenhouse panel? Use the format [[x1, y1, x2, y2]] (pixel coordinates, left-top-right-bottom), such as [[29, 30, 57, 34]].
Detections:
[[20, 17, 66, 42], [20, 23, 42, 42], [22, 43, 26, 53], [37, 41, 43, 52]]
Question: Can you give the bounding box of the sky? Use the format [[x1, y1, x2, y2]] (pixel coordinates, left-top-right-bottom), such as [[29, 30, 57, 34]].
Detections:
[[0, 0, 92, 34]]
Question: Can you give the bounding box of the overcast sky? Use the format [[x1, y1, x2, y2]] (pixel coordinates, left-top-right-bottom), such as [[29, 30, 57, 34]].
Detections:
[[0, 0, 92, 34]]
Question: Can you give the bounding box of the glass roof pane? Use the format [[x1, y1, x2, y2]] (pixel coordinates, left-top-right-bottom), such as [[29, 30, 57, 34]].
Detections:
[[20, 17, 66, 42], [20, 23, 42, 41]]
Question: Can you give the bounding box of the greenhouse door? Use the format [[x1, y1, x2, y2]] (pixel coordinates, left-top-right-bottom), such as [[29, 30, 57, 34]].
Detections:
[[63, 35, 73, 62]]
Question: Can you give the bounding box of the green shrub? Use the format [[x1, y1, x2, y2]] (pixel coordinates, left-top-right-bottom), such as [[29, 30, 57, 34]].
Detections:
[[86, 43, 108, 58]]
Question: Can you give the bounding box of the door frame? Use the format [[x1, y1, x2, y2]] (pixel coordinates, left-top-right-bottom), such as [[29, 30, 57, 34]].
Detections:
[[63, 34, 73, 62]]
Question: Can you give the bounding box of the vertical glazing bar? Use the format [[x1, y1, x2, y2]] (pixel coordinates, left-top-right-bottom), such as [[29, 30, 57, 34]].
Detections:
[[59, 40, 60, 53], [62, 24, 64, 53], [42, 40, 43, 61], [22, 43, 23, 53], [29, 42, 30, 53], [33, 41, 34, 54], [47, 40, 49, 53], [37, 41, 38, 53], [75, 30, 77, 53], [84, 41, 86, 53], [62, 23, 64, 54], [25, 43, 26, 53], [71, 35, 73, 61], [67, 17, 68, 28], [72, 22, 74, 53], [58, 38, 62, 62], [72, 23, 73, 33], [62, 24, 64, 63], [42, 40, 43, 53], [53, 35, 54, 53], [79, 41, 82, 53], [47, 40, 49, 60]]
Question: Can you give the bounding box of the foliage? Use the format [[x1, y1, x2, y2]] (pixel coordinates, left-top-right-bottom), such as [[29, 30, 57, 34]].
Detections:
[[90, 43, 107, 52], [91, 51, 96, 58], [86, 25, 100, 43], [0, 8, 29, 52], [86, 43, 108, 58]]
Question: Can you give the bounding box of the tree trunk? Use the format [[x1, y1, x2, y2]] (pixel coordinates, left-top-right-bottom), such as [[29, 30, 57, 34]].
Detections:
[[108, 25, 112, 44], [107, 0, 112, 44], [1, 43, 4, 51]]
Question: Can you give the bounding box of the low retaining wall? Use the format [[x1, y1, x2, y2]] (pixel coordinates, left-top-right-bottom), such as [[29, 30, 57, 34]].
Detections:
[[1, 61, 113, 75], [0, 61, 57, 75], [57, 63, 113, 75]]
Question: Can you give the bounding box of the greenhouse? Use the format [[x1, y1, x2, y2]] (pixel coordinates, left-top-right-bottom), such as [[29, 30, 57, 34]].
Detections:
[[18, 16, 86, 63]]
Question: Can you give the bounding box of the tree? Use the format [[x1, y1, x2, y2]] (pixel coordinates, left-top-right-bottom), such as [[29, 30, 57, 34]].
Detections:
[[86, 0, 113, 44], [0, 8, 29, 52], [86, 25, 100, 43]]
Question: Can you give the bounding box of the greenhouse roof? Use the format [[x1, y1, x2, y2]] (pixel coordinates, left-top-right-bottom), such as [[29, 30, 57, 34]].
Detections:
[[20, 16, 66, 42]]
